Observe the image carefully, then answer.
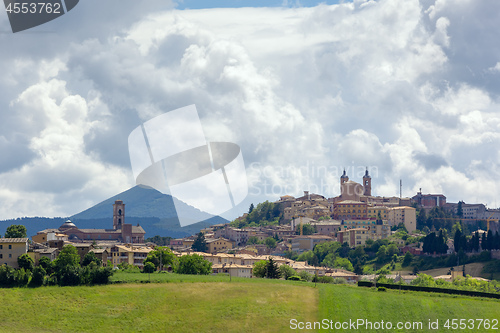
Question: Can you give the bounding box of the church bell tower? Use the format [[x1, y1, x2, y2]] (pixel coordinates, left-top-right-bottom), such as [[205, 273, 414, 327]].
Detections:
[[363, 168, 371, 196], [113, 200, 125, 230]]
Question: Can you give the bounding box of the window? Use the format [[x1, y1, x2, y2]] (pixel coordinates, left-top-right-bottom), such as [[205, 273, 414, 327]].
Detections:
[[0, 245, 2, 249], [8, 245, 11, 249], [0, 254, 2, 259], [9, 254, 12, 258]]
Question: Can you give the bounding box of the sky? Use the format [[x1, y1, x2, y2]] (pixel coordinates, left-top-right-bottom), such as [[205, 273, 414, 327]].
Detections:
[[1, 0, 500, 221]]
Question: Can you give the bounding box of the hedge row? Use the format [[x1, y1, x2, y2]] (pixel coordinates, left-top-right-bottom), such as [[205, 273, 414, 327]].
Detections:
[[357, 281, 500, 299]]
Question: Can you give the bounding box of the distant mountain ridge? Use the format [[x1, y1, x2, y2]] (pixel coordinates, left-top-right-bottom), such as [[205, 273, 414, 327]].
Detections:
[[0, 186, 228, 239]]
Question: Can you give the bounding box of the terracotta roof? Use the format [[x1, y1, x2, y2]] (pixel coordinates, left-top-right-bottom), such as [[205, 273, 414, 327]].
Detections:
[[37, 229, 60, 234], [0, 238, 29, 243], [34, 248, 58, 254]]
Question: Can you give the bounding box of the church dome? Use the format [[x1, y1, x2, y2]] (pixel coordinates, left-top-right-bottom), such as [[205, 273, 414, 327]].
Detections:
[[59, 219, 77, 230]]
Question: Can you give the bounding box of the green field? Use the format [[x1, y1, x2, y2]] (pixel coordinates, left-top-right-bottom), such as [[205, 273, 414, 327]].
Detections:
[[319, 284, 500, 332], [1, 273, 499, 332]]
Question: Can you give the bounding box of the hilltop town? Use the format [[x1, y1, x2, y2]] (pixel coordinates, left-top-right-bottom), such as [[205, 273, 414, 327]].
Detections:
[[1, 169, 499, 286]]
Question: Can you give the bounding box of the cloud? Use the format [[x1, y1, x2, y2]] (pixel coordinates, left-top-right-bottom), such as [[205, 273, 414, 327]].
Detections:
[[0, 78, 131, 217], [2, 0, 500, 219]]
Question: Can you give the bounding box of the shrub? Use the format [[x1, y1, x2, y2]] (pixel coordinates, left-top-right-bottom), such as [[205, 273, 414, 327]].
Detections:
[[142, 262, 155, 274], [0, 265, 16, 287], [30, 266, 46, 287], [92, 267, 113, 284], [38, 256, 52, 272], [14, 268, 31, 287], [314, 276, 334, 284], [332, 278, 348, 284], [298, 271, 312, 282], [287, 275, 301, 281], [17, 254, 34, 271], [59, 266, 81, 286], [176, 254, 212, 275], [377, 286, 387, 292], [279, 265, 297, 280]]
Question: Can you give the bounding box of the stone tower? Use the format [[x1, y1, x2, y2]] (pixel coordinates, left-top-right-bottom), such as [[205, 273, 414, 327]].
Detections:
[[113, 200, 125, 230], [363, 168, 371, 196], [340, 169, 349, 195]]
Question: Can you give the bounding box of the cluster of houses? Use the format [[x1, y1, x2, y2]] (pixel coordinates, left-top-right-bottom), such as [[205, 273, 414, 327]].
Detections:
[[165, 171, 418, 254], [0, 170, 497, 284]]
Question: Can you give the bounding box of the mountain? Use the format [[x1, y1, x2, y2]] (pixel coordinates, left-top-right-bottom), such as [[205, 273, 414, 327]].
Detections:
[[70, 185, 228, 238], [0, 186, 228, 239]]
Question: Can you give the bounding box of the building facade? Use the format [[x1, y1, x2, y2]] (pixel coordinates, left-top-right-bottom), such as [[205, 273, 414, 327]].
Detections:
[[388, 206, 417, 233], [0, 238, 29, 268]]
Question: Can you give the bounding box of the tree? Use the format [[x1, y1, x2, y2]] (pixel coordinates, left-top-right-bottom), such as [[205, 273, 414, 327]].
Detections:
[[422, 231, 447, 254], [145, 235, 172, 246], [143, 261, 155, 274], [17, 253, 34, 271], [457, 201, 463, 218], [387, 244, 399, 257], [232, 201, 281, 229], [411, 273, 435, 287], [191, 232, 208, 252], [248, 203, 255, 214], [336, 242, 351, 258], [416, 208, 427, 231], [53, 245, 80, 274], [38, 256, 51, 271], [143, 247, 177, 270], [300, 224, 316, 235], [265, 257, 281, 279], [247, 236, 259, 245], [376, 245, 387, 263], [392, 254, 398, 263], [486, 230, 494, 251], [5, 225, 27, 238], [354, 263, 363, 275], [296, 251, 315, 265], [299, 271, 312, 281], [402, 251, 413, 267], [264, 237, 277, 249], [253, 260, 268, 278], [82, 251, 102, 267], [176, 254, 212, 275], [279, 264, 297, 280], [333, 257, 353, 271], [30, 266, 46, 287]]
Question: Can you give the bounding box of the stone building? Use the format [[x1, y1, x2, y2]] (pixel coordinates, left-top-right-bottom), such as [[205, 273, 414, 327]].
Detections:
[[35, 200, 145, 244]]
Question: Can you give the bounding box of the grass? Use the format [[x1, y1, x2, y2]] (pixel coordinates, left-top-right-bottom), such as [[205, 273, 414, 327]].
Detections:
[[319, 284, 500, 332], [0, 277, 317, 333], [2, 273, 500, 332]]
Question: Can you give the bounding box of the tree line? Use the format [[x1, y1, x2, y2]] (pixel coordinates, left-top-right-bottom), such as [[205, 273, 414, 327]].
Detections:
[[140, 247, 212, 275], [0, 245, 113, 287]]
